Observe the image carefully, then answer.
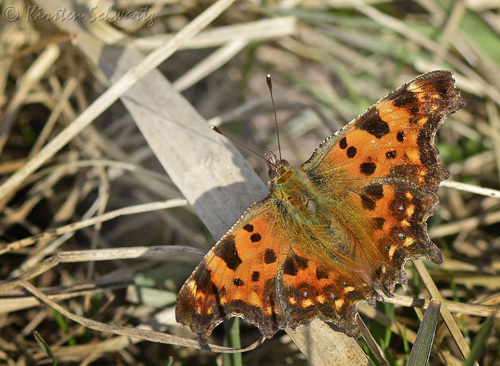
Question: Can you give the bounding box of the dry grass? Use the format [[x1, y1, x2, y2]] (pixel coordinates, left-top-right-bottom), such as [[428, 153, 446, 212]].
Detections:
[[1, 0, 500, 365]]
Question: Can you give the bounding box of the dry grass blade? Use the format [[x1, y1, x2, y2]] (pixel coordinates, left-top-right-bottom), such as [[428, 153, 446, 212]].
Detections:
[[173, 39, 248, 91], [287, 320, 371, 365], [133, 16, 298, 50], [0, 44, 60, 155], [413, 260, 477, 365], [358, 318, 390, 366], [0, 199, 187, 255], [29, 75, 81, 157], [18, 279, 264, 353], [429, 210, 500, 238], [386, 294, 500, 318], [486, 100, 500, 183], [441, 180, 500, 198], [0, 245, 203, 295]]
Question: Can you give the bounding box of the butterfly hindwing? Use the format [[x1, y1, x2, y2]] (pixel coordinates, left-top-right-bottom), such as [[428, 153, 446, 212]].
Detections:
[[279, 246, 377, 337], [345, 181, 442, 293], [176, 199, 288, 339]]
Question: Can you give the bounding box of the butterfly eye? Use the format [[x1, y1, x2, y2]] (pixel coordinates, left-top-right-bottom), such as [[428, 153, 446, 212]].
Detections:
[[280, 159, 290, 167], [268, 166, 278, 180]]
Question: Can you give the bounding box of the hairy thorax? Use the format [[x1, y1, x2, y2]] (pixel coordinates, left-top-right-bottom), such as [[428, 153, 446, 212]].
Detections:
[[271, 165, 330, 228]]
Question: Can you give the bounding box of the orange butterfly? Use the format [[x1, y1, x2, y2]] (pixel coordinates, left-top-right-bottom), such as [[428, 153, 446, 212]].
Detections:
[[176, 71, 465, 339]]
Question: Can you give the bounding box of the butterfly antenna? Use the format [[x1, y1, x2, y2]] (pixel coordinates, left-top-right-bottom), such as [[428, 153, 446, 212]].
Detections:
[[266, 74, 282, 162], [211, 125, 275, 167]]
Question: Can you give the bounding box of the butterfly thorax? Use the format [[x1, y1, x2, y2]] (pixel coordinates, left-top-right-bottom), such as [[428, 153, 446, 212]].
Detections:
[[267, 155, 329, 227]]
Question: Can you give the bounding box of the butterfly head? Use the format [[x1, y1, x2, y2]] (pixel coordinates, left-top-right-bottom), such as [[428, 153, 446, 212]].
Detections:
[[266, 151, 292, 189]]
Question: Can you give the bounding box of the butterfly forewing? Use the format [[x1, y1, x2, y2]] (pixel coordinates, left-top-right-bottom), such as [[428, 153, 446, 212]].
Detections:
[[301, 70, 464, 292], [303, 71, 463, 191]]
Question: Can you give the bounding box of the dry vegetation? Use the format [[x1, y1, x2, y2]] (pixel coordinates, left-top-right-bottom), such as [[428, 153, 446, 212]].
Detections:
[[1, 0, 500, 365]]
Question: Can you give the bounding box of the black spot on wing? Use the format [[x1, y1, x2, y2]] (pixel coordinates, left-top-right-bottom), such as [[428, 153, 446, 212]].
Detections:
[[234, 278, 244, 286], [360, 162, 376, 175], [357, 108, 390, 138], [295, 254, 309, 269], [373, 217, 386, 230], [264, 249, 277, 264], [365, 184, 384, 200], [316, 268, 329, 280], [385, 150, 397, 159], [397, 131, 405, 142], [250, 233, 262, 243], [284, 259, 297, 276], [283, 253, 309, 276], [361, 195, 376, 210], [347, 146, 357, 158], [243, 224, 254, 232], [339, 137, 348, 149], [252, 271, 260, 282], [213, 237, 242, 270]]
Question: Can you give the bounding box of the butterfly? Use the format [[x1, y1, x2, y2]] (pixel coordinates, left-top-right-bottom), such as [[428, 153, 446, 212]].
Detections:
[[175, 71, 465, 339]]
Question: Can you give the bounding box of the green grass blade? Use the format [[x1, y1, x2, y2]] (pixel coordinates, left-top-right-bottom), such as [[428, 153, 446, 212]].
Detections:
[[407, 299, 441, 366], [32, 330, 57, 366], [464, 317, 495, 366]]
